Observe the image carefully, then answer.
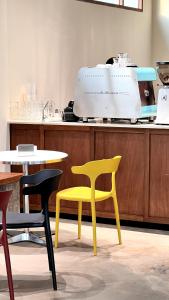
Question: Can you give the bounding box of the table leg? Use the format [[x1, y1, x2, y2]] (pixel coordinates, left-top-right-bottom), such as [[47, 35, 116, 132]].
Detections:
[[8, 164, 46, 246], [23, 163, 29, 214]]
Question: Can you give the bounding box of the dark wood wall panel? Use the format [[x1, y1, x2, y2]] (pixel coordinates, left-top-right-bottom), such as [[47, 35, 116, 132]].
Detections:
[[94, 128, 147, 220], [43, 125, 92, 212], [149, 131, 169, 219], [10, 124, 43, 210]]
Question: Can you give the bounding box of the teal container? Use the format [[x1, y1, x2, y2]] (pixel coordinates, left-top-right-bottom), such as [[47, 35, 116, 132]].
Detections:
[[135, 67, 157, 81]]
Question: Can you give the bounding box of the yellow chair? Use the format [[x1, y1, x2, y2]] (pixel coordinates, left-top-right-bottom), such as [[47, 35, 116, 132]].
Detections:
[[55, 156, 122, 255]]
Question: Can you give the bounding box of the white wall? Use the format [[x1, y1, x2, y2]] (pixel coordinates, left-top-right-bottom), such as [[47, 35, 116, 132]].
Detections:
[[0, 0, 9, 170], [152, 0, 169, 65], [0, 0, 8, 146], [6, 0, 153, 110], [0, 0, 153, 159]]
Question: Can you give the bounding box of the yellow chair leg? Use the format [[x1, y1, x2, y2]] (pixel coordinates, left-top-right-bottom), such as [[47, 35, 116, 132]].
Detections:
[[113, 195, 122, 244], [78, 201, 82, 239], [55, 196, 60, 248], [91, 201, 97, 255]]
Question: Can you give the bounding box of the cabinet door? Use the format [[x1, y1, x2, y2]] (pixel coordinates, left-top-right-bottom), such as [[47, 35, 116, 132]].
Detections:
[[10, 124, 42, 210], [44, 125, 92, 213], [94, 128, 147, 221], [10, 124, 42, 175], [149, 131, 169, 222]]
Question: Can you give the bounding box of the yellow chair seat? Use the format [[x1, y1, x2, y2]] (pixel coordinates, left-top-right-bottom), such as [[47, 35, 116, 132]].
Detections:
[[57, 187, 112, 202], [55, 156, 122, 255]]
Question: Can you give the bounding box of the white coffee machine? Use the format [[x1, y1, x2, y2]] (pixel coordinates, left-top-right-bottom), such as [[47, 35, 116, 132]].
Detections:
[[155, 61, 169, 124], [74, 65, 157, 122]]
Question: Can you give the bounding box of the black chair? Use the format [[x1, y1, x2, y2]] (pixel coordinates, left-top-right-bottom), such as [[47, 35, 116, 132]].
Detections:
[[0, 169, 62, 290]]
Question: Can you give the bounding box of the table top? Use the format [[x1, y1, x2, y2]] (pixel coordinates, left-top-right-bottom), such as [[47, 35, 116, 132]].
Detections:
[[0, 150, 68, 165], [0, 172, 23, 185]]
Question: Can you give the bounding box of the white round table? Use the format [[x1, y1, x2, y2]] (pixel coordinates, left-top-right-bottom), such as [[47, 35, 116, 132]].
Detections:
[[0, 150, 68, 245], [0, 150, 68, 167]]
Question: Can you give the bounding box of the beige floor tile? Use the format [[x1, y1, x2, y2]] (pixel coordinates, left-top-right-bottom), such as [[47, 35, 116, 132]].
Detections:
[[0, 219, 169, 299]]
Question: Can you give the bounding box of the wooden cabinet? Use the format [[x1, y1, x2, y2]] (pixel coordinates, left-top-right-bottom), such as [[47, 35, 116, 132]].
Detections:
[[9, 123, 169, 224]]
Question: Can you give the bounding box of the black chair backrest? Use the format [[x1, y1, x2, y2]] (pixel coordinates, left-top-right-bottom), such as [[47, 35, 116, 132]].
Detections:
[[21, 169, 63, 209]]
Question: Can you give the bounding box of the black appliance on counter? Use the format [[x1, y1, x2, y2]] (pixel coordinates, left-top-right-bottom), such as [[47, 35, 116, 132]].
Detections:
[[63, 101, 79, 122]]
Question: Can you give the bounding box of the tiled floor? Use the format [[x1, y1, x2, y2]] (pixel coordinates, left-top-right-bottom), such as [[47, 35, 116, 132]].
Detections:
[[0, 219, 169, 299]]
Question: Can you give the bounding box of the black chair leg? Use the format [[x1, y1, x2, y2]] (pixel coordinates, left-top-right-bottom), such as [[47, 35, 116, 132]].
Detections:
[[45, 216, 57, 290], [44, 224, 52, 271]]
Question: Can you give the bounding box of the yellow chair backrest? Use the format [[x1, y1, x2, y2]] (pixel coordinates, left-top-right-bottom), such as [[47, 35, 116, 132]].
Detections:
[[71, 156, 121, 189]]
